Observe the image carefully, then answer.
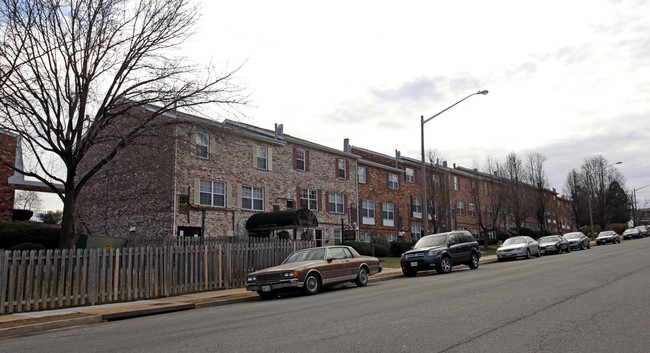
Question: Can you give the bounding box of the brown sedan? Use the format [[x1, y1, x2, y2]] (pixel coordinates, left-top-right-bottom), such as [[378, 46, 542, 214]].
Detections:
[[246, 246, 382, 299]]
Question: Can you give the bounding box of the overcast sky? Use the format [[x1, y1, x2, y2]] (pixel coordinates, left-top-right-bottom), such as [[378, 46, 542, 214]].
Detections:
[[35, 0, 650, 210]]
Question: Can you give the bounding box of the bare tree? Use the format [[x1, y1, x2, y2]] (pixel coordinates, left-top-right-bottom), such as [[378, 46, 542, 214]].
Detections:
[[425, 148, 451, 233], [475, 156, 508, 248], [14, 190, 43, 211], [580, 156, 627, 230], [563, 169, 585, 231], [525, 152, 548, 230], [503, 152, 532, 234], [0, 0, 247, 248]]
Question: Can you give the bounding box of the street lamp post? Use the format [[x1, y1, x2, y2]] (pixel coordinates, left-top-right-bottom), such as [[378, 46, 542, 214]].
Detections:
[[586, 161, 622, 237], [421, 90, 488, 236]]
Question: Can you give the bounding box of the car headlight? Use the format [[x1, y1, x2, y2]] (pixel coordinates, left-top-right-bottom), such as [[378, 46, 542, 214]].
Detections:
[[283, 271, 298, 278], [428, 249, 439, 256], [247, 276, 256, 282]]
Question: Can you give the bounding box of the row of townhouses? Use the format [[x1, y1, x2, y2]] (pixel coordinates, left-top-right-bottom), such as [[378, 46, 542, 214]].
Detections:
[[71, 106, 576, 245]]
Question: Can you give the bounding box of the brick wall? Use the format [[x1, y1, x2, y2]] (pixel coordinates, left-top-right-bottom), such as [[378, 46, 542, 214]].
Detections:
[[0, 133, 17, 221]]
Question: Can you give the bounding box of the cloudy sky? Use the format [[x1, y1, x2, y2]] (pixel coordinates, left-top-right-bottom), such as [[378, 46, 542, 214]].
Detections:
[[32, 0, 650, 210]]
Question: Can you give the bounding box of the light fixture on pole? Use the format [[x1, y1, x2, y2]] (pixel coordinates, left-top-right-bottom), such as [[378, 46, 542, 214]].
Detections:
[[421, 90, 488, 236]]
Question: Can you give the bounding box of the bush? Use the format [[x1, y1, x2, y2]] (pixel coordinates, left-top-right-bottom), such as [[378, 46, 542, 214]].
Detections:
[[0, 221, 60, 250], [373, 244, 389, 257], [389, 241, 414, 257], [496, 229, 513, 242], [276, 230, 290, 240], [518, 227, 538, 238], [11, 242, 46, 251], [345, 241, 373, 255]]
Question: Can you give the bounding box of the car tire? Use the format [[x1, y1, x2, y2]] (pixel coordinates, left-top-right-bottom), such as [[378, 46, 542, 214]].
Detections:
[[436, 257, 452, 274], [355, 267, 369, 287], [580, 243, 585, 250], [566, 246, 571, 253], [257, 291, 276, 300], [525, 249, 531, 259], [587, 242, 591, 249], [557, 246, 562, 254], [402, 268, 417, 277], [468, 253, 479, 269], [303, 273, 321, 295]]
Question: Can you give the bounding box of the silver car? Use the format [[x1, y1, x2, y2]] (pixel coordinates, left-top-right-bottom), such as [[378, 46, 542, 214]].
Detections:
[[564, 232, 591, 250], [496, 236, 540, 261], [596, 230, 620, 245]]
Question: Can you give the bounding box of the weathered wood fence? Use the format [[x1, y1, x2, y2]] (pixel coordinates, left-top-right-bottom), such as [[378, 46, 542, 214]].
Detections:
[[0, 240, 313, 314]]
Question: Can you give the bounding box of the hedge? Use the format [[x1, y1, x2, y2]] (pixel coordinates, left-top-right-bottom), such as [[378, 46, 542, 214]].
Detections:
[[0, 221, 60, 250]]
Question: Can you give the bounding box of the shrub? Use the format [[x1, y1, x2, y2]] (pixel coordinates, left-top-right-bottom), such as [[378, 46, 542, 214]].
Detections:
[[11, 242, 46, 251], [389, 241, 414, 257], [276, 230, 290, 240], [372, 244, 389, 257], [0, 221, 60, 250], [345, 241, 373, 256], [518, 227, 538, 238], [496, 229, 512, 242]]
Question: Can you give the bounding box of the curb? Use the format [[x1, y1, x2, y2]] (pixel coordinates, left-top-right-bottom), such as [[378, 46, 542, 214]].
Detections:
[[0, 314, 103, 339]]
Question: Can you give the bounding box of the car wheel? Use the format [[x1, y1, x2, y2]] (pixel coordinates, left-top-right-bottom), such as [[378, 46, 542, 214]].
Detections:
[[525, 249, 531, 259], [587, 242, 591, 249], [402, 268, 417, 277], [436, 257, 452, 274], [557, 246, 562, 254], [355, 267, 369, 287], [580, 243, 585, 250], [303, 273, 321, 295], [468, 253, 479, 269], [566, 246, 571, 253], [257, 291, 276, 300]]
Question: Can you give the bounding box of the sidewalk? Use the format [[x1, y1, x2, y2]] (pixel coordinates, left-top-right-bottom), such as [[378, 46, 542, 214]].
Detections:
[[0, 255, 498, 339]]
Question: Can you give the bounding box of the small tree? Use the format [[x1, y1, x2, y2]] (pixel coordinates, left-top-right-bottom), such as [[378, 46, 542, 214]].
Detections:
[[14, 190, 43, 211]]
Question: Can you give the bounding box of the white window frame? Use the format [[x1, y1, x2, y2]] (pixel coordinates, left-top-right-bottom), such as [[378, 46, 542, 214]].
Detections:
[[454, 176, 459, 191], [196, 132, 209, 158], [469, 203, 477, 217], [328, 192, 344, 214], [486, 205, 494, 219], [411, 224, 422, 241], [256, 146, 268, 170], [405, 168, 415, 182], [382, 202, 395, 227], [242, 185, 264, 211], [483, 182, 489, 195], [338, 159, 346, 179], [388, 173, 399, 189], [333, 229, 343, 245], [434, 175, 441, 188], [199, 180, 225, 207], [300, 188, 318, 211], [296, 148, 306, 171], [411, 196, 422, 219], [457, 201, 465, 215], [357, 166, 367, 183], [362, 199, 375, 225]]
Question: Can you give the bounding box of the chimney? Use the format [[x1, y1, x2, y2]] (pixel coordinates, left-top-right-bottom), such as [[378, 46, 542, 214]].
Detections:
[[395, 150, 401, 168], [343, 138, 350, 153], [274, 123, 284, 139], [453, 163, 456, 169], [442, 161, 448, 168]]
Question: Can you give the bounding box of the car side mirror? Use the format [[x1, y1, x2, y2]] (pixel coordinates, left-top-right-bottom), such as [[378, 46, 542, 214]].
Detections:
[[327, 257, 335, 263]]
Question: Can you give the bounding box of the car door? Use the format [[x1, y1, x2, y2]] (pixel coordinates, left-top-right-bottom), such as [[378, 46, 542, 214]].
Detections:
[[448, 234, 466, 264], [324, 247, 350, 283]]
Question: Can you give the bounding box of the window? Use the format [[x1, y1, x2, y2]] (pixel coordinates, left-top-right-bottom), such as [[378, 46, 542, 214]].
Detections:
[[387, 233, 397, 242], [457, 201, 465, 215], [333, 230, 343, 245], [411, 224, 422, 241], [338, 159, 346, 179], [454, 176, 459, 191], [359, 232, 371, 243], [483, 182, 489, 195], [362, 199, 375, 225], [329, 192, 344, 213], [434, 175, 441, 188], [382, 202, 395, 227], [471, 181, 476, 191], [411, 196, 422, 218], [405, 168, 415, 182], [242, 186, 264, 211], [196, 132, 209, 158], [357, 166, 367, 183], [296, 148, 306, 171], [200, 180, 226, 207], [300, 188, 318, 210], [257, 146, 268, 170], [469, 203, 477, 217], [486, 205, 494, 219], [388, 173, 399, 189]]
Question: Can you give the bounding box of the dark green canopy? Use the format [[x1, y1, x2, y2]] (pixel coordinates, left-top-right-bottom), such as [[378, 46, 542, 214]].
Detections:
[[245, 208, 318, 232]]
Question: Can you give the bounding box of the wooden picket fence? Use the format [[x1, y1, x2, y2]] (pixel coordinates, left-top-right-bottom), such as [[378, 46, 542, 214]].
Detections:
[[0, 240, 313, 314]]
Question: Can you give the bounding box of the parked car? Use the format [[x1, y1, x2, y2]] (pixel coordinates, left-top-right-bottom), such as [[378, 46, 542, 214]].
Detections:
[[635, 225, 649, 237], [623, 228, 642, 240], [496, 236, 540, 261], [538, 235, 570, 255], [400, 230, 481, 277], [246, 246, 382, 299], [596, 230, 620, 245], [563, 232, 591, 250]]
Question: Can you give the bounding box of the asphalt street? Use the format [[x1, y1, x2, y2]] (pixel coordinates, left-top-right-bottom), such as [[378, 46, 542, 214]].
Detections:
[[3, 239, 650, 353]]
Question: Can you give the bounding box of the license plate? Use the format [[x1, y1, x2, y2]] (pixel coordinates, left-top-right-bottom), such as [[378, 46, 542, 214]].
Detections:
[[410, 261, 417, 267], [262, 285, 271, 292]]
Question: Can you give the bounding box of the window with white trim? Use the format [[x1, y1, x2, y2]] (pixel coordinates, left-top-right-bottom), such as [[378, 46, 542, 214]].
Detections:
[[457, 201, 465, 215], [387, 233, 397, 242], [200, 180, 225, 207], [257, 146, 268, 170], [196, 132, 209, 158], [434, 175, 441, 188], [469, 203, 477, 217], [405, 168, 415, 182], [483, 182, 489, 195], [486, 205, 494, 219], [338, 159, 346, 179], [362, 199, 375, 225], [242, 185, 264, 211], [454, 176, 459, 191], [411, 196, 422, 218], [300, 188, 318, 210], [357, 166, 367, 183], [328, 192, 344, 213], [296, 149, 306, 171], [388, 173, 399, 189], [333, 229, 343, 245], [411, 224, 422, 241], [359, 232, 371, 243], [382, 202, 395, 227]]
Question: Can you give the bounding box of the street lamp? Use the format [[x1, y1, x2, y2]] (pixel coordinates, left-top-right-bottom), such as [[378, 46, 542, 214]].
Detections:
[[586, 161, 622, 237], [421, 90, 488, 236], [632, 184, 650, 226]]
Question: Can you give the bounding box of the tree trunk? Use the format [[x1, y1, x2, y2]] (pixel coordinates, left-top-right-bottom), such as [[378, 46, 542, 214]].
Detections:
[[58, 183, 77, 249]]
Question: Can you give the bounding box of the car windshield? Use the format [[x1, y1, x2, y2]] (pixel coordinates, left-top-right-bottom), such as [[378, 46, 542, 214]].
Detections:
[[538, 236, 559, 244], [282, 248, 326, 264], [623, 229, 637, 234], [502, 238, 527, 245], [598, 231, 614, 237], [413, 234, 447, 249], [564, 233, 581, 239]]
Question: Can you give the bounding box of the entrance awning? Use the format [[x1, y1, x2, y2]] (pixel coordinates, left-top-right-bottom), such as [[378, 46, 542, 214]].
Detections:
[[245, 208, 319, 232]]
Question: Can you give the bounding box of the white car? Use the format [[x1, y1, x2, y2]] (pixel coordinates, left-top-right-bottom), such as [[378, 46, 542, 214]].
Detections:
[[596, 230, 620, 245], [496, 236, 540, 261]]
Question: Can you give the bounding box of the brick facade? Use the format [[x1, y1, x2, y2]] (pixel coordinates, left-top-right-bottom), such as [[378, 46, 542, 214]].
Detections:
[[0, 132, 17, 221]]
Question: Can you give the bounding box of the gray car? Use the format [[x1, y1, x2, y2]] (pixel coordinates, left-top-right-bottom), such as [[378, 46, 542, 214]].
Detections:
[[563, 232, 591, 250], [596, 230, 620, 245], [538, 235, 571, 255], [400, 230, 481, 277], [496, 236, 540, 261]]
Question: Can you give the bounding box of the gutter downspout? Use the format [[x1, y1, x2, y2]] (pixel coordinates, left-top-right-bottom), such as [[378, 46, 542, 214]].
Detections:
[[172, 126, 178, 236]]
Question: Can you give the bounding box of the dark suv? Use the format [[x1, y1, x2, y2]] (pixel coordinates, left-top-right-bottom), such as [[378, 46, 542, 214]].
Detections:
[[400, 230, 481, 277]]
